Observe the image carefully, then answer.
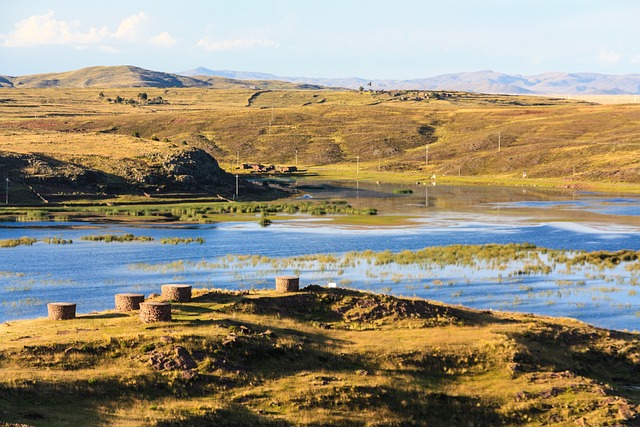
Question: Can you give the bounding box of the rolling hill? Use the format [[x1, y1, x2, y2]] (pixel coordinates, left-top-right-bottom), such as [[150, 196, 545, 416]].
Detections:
[[1, 84, 640, 207], [4, 65, 640, 94], [179, 67, 640, 95], [0, 65, 327, 90]]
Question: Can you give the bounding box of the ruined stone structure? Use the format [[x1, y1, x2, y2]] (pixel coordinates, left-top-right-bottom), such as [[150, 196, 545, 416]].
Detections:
[[275, 276, 300, 292], [161, 284, 192, 302], [115, 293, 145, 311], [139, 302, 172, 323], [47, 302, 76, 320]]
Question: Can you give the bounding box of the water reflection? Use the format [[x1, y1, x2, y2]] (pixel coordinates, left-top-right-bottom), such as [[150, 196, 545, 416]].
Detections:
[[2, 181, 640, 330], [290, 179, 640, 226]]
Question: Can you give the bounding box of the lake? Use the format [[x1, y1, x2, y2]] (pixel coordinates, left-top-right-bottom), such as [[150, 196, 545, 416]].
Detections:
[[1, 181, 640, 331]]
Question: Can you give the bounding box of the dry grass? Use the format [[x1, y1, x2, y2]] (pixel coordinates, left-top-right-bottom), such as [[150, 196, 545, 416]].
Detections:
[[1, 287, 638, 426], [2, 87, 640, 199]]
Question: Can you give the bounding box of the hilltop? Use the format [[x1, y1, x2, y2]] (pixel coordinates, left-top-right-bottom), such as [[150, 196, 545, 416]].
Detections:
[[0, 286, 638, 426], [0, 66, 327, 90]]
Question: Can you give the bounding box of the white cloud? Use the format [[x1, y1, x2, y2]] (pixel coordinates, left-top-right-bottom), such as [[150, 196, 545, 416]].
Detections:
[[2, 10, 154, 48], [113, 11, 147, 41], [1, 10, 108, 47], [196, 37, 279, 52], [150, 32, 177, 48]]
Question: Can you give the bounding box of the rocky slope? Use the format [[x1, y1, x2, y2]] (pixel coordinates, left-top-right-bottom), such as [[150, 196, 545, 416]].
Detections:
[[0, 147, 238, 203]]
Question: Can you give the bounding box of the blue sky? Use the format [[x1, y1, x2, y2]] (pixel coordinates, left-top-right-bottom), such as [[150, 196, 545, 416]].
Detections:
[[1, 0, 640, 78]]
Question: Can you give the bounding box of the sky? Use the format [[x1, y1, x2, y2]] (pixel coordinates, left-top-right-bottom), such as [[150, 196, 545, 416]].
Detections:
[[1, 0, 640, 79]]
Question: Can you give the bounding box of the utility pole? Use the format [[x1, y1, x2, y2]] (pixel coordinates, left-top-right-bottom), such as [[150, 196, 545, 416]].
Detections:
[[268, 104, 274, 134], [425, 144, 429, 166], [5, 178, 8, 205], [356, 156, 360, 176], [235, 174, 239, 200]]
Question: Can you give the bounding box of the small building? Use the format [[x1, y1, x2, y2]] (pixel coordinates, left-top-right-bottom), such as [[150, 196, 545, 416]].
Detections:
[[278, 166, 298, 173]]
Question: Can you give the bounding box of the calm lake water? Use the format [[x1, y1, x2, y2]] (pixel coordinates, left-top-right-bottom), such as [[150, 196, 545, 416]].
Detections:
[[2, 181, 640, 331]]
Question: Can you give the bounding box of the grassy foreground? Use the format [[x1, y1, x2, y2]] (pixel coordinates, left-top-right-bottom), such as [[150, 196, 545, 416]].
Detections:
[[1, 286, 638, 426]]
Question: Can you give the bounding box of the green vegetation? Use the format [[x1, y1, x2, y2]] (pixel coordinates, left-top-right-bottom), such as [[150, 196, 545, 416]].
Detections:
[[259, 217, 272, 227], [159, 237, 205, 245], [129, 244, 640, 281], [80, 234, 154, 243], [0, 200, 378, 225], [0, 286, 638, 426], [162, 201, 376, 223], [42, 237, 73, 244], [15, 210, 50, 222], [0, 237, 36, 248]]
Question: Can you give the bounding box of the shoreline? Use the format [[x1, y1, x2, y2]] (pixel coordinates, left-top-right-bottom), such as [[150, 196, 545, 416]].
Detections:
[[2, 175, 640, 227]]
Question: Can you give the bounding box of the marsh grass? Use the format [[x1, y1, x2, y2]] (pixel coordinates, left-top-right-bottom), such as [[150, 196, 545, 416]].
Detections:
[[0, 237, 37, 248], [42, 236, 73, 244], [81, 234, 154, 243], [123, 244, 640, 325], [160, 237, 205, 245]]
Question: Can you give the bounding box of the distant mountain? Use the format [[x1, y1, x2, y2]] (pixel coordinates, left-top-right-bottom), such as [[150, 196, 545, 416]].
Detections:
[[3, 65, 639, 94], [178, 67, 640, 94], [180, 67, 280, 81], [0, 65, 327, 90]]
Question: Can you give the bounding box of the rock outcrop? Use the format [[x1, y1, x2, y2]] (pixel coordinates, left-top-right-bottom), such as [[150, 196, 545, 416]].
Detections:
[[0, 147, 236, 203]]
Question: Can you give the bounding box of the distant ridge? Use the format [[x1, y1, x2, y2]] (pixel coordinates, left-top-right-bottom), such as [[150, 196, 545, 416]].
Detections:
[[179, 67, 640, 95], [0, 65, 327, 90], [2, 65, 640, 94]]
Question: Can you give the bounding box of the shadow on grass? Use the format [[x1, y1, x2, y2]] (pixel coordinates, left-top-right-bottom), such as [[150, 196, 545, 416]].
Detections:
[[296, 386, 503, 426], [171, 303, 215, 315], [508, 322, 640, 403], [155, 404, 292, 427], [79, 312, 130, 319], [191, 291, 245, 304], [173, 318, 365, 381], [0, 382, 111, 427], [0, 320, 371, 425]]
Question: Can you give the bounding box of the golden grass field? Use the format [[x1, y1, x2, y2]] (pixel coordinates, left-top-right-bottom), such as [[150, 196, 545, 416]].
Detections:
[[1, 86, 640, 205], [1, 286, 638, 426]]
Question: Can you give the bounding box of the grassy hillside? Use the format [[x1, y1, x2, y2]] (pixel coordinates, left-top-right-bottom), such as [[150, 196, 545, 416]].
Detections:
[[0, 286, 638, 426], [1, 87, 640, 205], [0, 66, 327, 90]]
